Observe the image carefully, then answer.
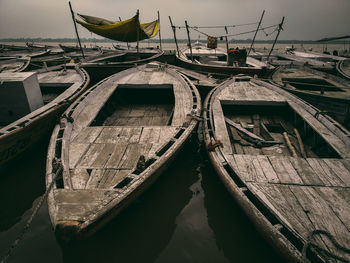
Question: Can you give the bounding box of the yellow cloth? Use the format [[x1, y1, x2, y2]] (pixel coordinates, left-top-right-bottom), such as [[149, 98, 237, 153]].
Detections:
[[76, 14, 160, 42]]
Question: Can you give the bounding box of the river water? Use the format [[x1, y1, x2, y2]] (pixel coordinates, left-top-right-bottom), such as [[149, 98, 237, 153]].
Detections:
[[2, 41, 344, 262]]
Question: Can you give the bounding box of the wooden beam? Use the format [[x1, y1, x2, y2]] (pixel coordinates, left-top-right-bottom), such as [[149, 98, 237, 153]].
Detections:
[[68, 1, 85, 59], [168, 16, 180, 56], [185, 20, 193, 62], [157, 11, 162, 50], [267, 16, 284, 61], [248, 10, 265, 56]]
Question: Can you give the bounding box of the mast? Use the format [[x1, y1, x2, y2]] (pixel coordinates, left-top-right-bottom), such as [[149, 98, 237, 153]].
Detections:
[[136, 9, 140, 53], [68, 1, 85, 58], [224, 26, 229, 53], [169, 16, 180, 56], [185, 20, 193, 62], [248, 10, 265, 56], [267, 16, 285, 61], [157, 11, 162, 50]]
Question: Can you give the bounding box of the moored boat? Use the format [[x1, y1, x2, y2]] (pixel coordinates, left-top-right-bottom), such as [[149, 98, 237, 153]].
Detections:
[[337, 59, 350, 80], [177, 41, 272, 77], [46, 62, 201, 240], [271, 64, 350, 128], [0, 65, 89, 166], [203, 75, 350, 262]]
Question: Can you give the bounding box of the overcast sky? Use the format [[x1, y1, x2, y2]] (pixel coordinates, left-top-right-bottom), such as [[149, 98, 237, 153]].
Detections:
[[0, 0, 349, 40]]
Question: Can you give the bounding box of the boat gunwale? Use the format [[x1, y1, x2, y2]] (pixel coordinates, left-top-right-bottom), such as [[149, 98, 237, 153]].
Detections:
[[46, 63, 202, 238], [202, 76, 350, 263]]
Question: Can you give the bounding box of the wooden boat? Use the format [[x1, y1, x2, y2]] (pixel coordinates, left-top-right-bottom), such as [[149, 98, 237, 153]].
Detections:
[[46, 62, 201, 239], [271, 64, 350, 128], [337, 59, 350, 80], [80, 48, 164, 82], [0, 56, 30, 73], [271, 51, 335, 72], [176, 41, 272, 77], [0, 65, 90, 166], [203, 75, 350, 262]]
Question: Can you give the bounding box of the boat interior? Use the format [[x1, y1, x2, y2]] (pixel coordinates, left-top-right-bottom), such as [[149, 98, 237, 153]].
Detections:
[[222, 102, 340, 159], [91, 84, 175, 126]]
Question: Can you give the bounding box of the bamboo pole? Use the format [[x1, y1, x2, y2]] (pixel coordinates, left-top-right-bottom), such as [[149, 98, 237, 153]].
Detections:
[[248, 10, 265, 56], [294, 128, 307, 158], [224, 26, 229, 53], [136, 10, 140, 53], [185, 20, 193, 62], [267, 16, 285, 61], [157, 11, 162, 50], [168, 16, 180, 56], [283, 132, 297, 157], [68, 1, 85, 58]]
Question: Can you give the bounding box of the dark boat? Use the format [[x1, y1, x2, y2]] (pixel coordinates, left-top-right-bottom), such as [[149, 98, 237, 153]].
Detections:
[[271, 64, 350, 128], [203, 75, 350, 263], [176, 41, 272, 78], [337, 59, 350, 80], [46, 62, 201, 240]]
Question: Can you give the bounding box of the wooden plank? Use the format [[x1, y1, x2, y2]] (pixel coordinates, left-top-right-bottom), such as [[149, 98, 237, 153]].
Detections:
[[306, 158, 343, 186], [99, 169, 131, 189], [70, 168, 90, 189], [77, 143, 115, 168], [69, 143, 90, 169], [257, 155, 280, 183], [287, 157, 324, 186], [213, 100, 233, 154], [268, 156, 303, 184], [290, 186, 350, 258], [71, 127, 103, 143], [315, 187, 350, 232], [118, 143, 146, 169], [323, 159, 350, 187], [95, 127, 124, 144], [247, 183, 295, 231], [104, 143, 129, 169]]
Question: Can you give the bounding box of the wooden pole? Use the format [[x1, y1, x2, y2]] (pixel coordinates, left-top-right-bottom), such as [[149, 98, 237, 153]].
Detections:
[[68, 1, 84, 58], [169, 16, 180, 56], [294, 128, 307, 158], [136, 10, 140, 53], [267, 16, 285, 61], [119, 17, 130, 50], [283, 132, 297, 157], [157, 11, 162, 50], [248, 10, 265, 56], [224, 26, 229, 53], [185, 20, 193, 62]]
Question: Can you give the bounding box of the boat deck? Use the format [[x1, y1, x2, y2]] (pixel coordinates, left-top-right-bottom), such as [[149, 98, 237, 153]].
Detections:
[[209, 77, 350, 262]]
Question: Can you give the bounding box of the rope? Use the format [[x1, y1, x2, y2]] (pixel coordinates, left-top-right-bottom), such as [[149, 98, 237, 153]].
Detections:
[[0, 162, 63, 263], [302, 229, 350, 263], [176, 22, 259, 29], [176, 23, 279, 39]]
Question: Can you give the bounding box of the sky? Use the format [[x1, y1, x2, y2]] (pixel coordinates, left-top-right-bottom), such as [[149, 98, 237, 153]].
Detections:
[[0, 0, 349, 41]]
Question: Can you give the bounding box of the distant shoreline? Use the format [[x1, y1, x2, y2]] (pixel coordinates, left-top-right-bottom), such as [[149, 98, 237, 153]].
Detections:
[[1, 38, 348, 44]]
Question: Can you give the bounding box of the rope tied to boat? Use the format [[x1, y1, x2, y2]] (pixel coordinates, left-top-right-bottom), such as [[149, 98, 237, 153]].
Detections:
[[302, 229, 350, 263], [0, 160, 63, 263]]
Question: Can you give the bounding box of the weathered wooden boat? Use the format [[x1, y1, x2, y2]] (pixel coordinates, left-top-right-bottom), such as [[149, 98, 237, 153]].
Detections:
[[0, 56, 30, 73], [80, 48, 164, 83], [0, 65, 89, 166], [203, 75, 350, 262], [176, 41, 272, 78], [271, 64, 350, 128], [337, 59, 350, 80], [46, 62, 201, 239], [271, 51, 335, 73]]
